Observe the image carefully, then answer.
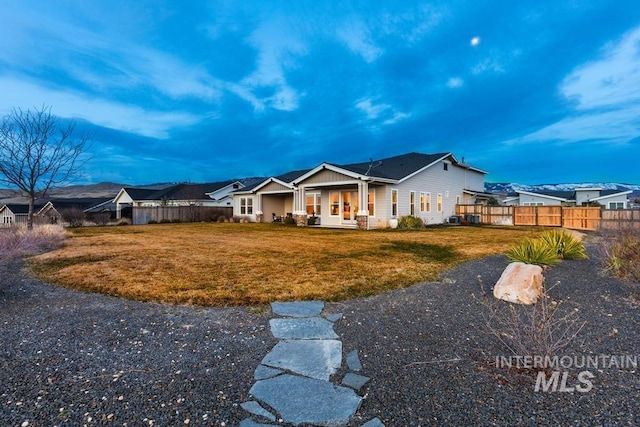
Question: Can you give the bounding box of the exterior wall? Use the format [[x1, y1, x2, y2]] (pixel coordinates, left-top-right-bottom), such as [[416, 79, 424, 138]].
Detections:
[[596, 194, 628, 209], [261, 181, 290, 192], [518, 194, 563, 206], [0, 208, 15, 226], [385, 162, 486, 225], [301, 169, 352, 185], [232, 194, 256, 221], [261, 194, 294, 221], [575, 190, 600, 206]]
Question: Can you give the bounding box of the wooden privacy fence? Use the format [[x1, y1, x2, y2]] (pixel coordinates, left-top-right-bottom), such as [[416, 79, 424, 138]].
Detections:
[[456, 205, 640, 231], [132, 206, 233, 225]]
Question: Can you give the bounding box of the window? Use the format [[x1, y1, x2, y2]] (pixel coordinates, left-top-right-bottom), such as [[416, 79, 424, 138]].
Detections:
[[437, 193, 443, 212], [420, 192, 431, 212], [330, 192, 340, 216], [410, 191, 416, 216], [306, 193, 321, 215], [391, 189, 398, 217], [443, 163, 448, 171], [523, 202, 544, 206], [240, 197, 253, 215], [367, 191, 375, 216], [608, 202, 624, 210], [455, 195, 461, 205]]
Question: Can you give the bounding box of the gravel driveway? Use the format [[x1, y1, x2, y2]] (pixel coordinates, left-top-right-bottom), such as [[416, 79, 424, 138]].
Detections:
[[1, 245, 638, 426]]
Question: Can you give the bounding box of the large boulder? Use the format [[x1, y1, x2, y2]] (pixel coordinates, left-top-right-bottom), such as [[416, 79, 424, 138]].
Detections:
[[493, 262, 544, 305]]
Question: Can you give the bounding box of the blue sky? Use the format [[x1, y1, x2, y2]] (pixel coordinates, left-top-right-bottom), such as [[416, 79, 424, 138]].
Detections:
[[1, 1, 639, 186]]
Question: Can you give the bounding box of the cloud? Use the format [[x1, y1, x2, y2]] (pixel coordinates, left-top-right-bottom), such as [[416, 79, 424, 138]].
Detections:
[[562, 25, 640, 110], [0, 78, 201, 139], [336, 19, 383, 63], [447, 77, 464, 88], [355, 98, 410, 128]]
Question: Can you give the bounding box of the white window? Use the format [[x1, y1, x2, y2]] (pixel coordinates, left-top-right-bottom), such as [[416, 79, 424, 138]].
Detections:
[[330, 192, 340, 216], [523, 202, 544, 206], [240, 197, 253, 215], [306, 193, 321, 215], [367, 191, 375, 216], [421, 192, 431, 212], [410, 191, 416, 216], [608, 202, 624, 210], [437, 193, 443, 212], [391, 189, 398, 217], [455, 195, 461, 205]]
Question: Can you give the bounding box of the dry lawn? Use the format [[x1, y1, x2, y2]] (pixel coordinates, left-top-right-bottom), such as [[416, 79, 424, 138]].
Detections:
[[27, 223, 543, 306]]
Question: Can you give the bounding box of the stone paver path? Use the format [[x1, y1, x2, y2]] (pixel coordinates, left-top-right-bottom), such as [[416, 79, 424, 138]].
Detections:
[[240, 301, 384, 426]]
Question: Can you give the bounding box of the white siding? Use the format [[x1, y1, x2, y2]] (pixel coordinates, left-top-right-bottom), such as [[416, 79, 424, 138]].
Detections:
[[518, 194, 563, 206]]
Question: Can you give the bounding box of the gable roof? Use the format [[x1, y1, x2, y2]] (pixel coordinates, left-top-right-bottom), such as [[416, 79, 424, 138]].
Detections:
[[338, 152, 452, 180], [1, 202, 57, 215], [119, 181, 242, 201], [516, 190, 573, 201]]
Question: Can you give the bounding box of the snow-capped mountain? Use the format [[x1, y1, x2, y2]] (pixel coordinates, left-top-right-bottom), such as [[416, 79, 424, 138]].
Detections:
[[485, 182, 640, 195]]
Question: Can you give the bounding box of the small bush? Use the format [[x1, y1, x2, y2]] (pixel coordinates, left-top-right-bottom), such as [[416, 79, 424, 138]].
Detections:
[[148, 220, 158, 224], [600, 230, 640, 285], [117, 220, 130, 226], [0, 225, 66, 261], [60, 207, 86, 228], [283, 216, 296, 225], [397, 216, 425, 230], [159, 218, 171, 224], [171, 219, 181, 223], [539, 230, 588, 260], [217, 215, 227, 223], [507, 238, 561, 266]]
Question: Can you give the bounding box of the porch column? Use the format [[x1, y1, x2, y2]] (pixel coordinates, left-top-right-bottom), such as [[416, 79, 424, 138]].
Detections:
[[255, 194, 263, 223], [293, 186, 307, 227], [356, 181, 370, 230]]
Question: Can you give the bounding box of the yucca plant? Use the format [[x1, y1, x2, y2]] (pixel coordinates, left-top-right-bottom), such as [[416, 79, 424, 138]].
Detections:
[[539, 229, 588, 260], [507, 237, 561, 266]]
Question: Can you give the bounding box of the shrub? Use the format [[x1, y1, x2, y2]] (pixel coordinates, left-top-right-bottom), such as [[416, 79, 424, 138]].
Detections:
[[600, 230, 640, 285], [60, 207, 86, 227], [478, 278, 585, 362], [397, 216, 425, 230], [0, 224, 66, 261], [539, 230, 588, 260], [148, 220, 158, 224], [91, 211, 112, 226], [117, 220, 129, 226], [283, 216, 296, 225], [507, 238, 561, 266], [159, 218, 171, 224], [217, 215, 227, 223], [171, 218, 181, 223]]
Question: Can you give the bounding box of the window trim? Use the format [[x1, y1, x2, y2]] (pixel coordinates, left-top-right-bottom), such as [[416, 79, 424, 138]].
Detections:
[[437, 193, 443, 213], [367, 190, 375, 216], [306, 193, 322, 215], [330, 192, 340, 216], [239, 196, 253, 215], [391, 189, 398, 217], [409, 191, 416, 216]]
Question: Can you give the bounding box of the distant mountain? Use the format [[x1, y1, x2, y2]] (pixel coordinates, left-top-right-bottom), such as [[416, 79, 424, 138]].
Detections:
[[486, 182, 640, 196]]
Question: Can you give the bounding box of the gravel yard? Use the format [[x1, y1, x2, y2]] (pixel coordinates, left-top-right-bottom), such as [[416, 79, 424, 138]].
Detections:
[[1, 245, 638, 426]]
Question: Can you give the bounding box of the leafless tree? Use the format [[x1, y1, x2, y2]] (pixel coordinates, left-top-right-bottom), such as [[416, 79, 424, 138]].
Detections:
[[0, 106, 90, 229]]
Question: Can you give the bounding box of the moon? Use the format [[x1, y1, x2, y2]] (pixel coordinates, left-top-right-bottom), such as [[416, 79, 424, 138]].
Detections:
[[470, 36, 481, 46]]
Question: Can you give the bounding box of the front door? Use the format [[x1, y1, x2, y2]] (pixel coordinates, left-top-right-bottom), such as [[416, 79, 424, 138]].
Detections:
[[341, 191, 358, 224]]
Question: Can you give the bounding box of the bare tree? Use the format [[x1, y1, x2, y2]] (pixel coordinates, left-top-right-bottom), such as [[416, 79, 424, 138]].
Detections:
[[0, 106, 90, 229]]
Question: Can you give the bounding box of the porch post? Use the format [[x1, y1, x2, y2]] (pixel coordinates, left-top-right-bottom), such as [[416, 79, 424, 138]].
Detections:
[[356, 181, 370, 230], [293, 186, 307, 227], [255, 194, 263, 223]]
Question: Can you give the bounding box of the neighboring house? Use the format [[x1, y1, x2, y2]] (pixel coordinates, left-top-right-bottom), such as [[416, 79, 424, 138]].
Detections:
[[232, 152, 488, 229], [505, 188, 632, 209], [114, 181, 244, 219], [0, 201, 61, 227]]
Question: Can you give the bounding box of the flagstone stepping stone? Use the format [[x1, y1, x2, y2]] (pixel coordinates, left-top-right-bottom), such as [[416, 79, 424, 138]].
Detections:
[[347, 349, 362, 371], [261, 339, 342, 381], [271, 301, 324, 317], [253, 364, 283, 380], [361, 418, 385, 427], [240, 401, 276, 421], [250, 374, 362, 426], [269, 317, 339, 339], [324, 312, 343, 323], [239, 419, 276, 427], [341, 372, 370, 391]]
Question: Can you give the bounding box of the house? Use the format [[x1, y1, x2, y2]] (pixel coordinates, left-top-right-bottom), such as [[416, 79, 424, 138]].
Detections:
[[0, 201, 61, 227], [232, 152, 488, 229], [505, 188, 632, 209], [114, 180, 244, 219]]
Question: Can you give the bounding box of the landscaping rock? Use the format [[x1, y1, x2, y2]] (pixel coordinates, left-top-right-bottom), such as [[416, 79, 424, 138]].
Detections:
[[493, 261, 544, 305]]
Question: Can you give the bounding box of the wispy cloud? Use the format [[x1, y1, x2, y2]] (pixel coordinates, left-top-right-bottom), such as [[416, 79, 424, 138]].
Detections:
[[336, 19, 383, 63], [355, 98, 410, 128], [0, 78, 201, 139], [447, 77, 464, 88]]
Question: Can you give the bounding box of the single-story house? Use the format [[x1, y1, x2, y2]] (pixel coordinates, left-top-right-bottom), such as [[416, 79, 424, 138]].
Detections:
[[114, 180, 244, 219], [504, 188, 632, 209], [232, 152, 488, 229], [0, 201, 61, 227]]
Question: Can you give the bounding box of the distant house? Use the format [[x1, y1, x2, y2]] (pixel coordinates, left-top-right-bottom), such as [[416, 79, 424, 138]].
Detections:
[[232, 152, 488, 229], [114, 181, 244, 219], [0, 201, 61, 227], [504, 188, 632, 209]]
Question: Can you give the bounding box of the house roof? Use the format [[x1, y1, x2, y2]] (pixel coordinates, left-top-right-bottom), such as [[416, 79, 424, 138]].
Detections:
[[1, 202, 57, 215], [516, 190, 573, 201], [336, 152, 452, 180], [121, 181, 241, 201]]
